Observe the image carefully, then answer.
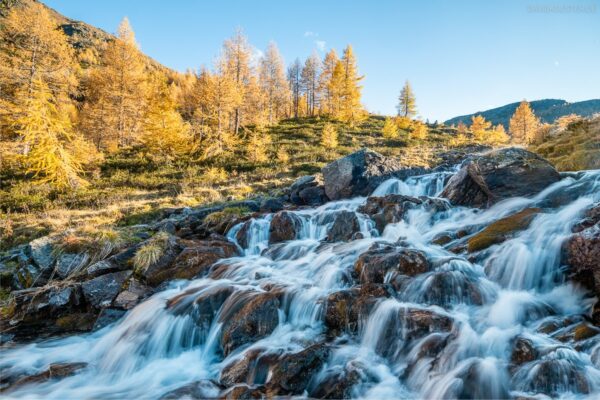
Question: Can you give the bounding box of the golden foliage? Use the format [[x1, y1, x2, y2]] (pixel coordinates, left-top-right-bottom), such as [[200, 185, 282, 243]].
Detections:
[[410, 121, 428, 140], [246, 130, 272, 163], [382, 117, 399, 139], [321, 123, 339, 149], [509, 100, 540, 144], [397, 81, 417, 118]]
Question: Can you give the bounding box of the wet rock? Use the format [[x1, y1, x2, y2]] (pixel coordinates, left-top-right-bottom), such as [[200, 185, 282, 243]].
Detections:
[[168, 284, 235, 330], [322, 149, 405, 200], [290, 174, 329, 206], [564, 224, 600, 297], [235, 220, 253, 249], [2, 362, 87, 392], [220, 384, 265, 400], [268, 343, 330, 394], [441, 147, 560, 208], [572, 202, 600, 233], [511, 336, 538, 365], [323, 283, 390, 334], [220, 347, 280, 386], [269, 211, 301, 244], [309, 361, 370, 399], [93, 308, 126, 330], [456, 359, 511, 400], [552, 321, 600, 343], [220, 291, 280, 356], [2, 283, 93, 340], [142, 237, 239, 286], [467, 208, 541, 252], [82, 270, 132, 309], [404, 270, 484, 306], [159, 380, 221, 399], [359, 194, 421, 233], [113, 278, 152, 310], [515, 358, 591, 396], [326, 210, 360, 242], [354, 244, 428, 284]]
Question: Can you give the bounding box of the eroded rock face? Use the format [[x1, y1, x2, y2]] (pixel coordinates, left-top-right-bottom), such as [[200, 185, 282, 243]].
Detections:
[[219, 291, 280, 356], [354, 244, 429, 284], [269, 211, 301, 244], [322, 149, 405, 200], [441, 147, 560, 208]]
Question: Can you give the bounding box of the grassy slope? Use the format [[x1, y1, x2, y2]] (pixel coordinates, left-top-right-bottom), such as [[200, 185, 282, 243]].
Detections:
[[0, 117, 456, 250]]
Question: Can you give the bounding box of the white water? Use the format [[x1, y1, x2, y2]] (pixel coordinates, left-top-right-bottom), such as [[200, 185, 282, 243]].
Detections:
[[2, 169, 600, 399]]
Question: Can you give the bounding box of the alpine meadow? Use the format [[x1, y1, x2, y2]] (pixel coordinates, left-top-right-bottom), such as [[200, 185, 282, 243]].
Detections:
[[1, 1, 600, 399]]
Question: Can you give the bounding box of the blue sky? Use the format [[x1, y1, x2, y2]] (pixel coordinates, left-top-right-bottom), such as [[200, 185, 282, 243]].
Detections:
[[44, 0, 600, 121]]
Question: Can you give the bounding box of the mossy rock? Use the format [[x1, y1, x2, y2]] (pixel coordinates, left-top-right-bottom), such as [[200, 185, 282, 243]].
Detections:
[[467, 208, 541, 252]]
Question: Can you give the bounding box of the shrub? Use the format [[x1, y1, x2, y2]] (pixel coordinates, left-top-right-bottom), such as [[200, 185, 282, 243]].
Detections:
[[321, 123, 338, 149]]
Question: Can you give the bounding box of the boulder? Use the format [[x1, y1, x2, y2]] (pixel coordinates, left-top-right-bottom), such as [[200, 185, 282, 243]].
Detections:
[[511, 336, 538, 365], [467, 208, 541, 252], [323, 283, 390, 334], [167, 284, 235, 330], [289, 175, 329, 206], [220, 347, 280, 386], [326, 211, 360, 242], [140, 237, 239, 286], [28, 236, 57, 272], [81, 270, 132, 309], [322, 149, 405, 200], [55, 253, 88, 279], [2, 283, 94, 340], [309, 361, 371, 399], [84, 246, 138, 279], [220, 291, 280, 356], [441, 147, 560, 208], [268, 343, 330, 394], [259, 197, 284, 213], [354, 244, 429, 284], [269, 211, 301, 244]]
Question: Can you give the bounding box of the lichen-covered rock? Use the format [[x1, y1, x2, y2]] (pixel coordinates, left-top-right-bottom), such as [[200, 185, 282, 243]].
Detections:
[[441, 147, 560, 208], [322, 149, 405, 200], [269, 211, 301, 244], [467, 208, 541, 252], [354, 244, 429, 284], [81, 270, 132, 309]]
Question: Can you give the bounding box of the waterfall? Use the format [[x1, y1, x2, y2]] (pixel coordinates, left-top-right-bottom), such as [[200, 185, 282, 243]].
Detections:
[[2, 170, 600, 400]]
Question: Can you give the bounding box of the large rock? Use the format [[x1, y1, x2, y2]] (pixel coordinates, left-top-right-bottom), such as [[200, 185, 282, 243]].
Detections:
[[325, 210, 360, 242], [28, 236, 57, 272], [167, 284, 235, 330], [354, 244, 429, 284], [2, 283, 94, 340], [269, 211, 301, 244], [290, 175, 329, 206], [323, 283, 390, 334], [321, 149, 404, 200], [219, 291, 280, 356], [268, 343, 330, 394], [81, 270, 132, 309], [441, 147, 561, 208], [113, 278, 152, 310], [467, 208, 541, 252], [220, 347, 280, 386], [139, 237, 239, 286]]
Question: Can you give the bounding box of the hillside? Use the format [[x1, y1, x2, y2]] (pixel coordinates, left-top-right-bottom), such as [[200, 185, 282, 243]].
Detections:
[[0, 0, 167, 70], [445, 98, 600, 128]]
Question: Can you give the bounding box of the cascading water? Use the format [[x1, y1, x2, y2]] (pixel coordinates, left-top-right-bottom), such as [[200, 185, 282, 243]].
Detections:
[[2, 168, 600, 399]]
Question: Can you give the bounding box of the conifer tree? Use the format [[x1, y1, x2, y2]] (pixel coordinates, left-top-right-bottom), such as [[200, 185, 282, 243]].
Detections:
[[81, 18, 148, 150], [509, 100, 540, 144], [470, 115, 491, 141], [141, 73, 194, 162], [489, 124, 509, 144], [319, 49, 339, 115], [15, 79, 87, 188], [397, 81, 417, 118], [221, 29, 253, 135], [259, 42, 290, 125], [287, 59, 302, 118], [337, 45, 364, 125], [382, 117, 399, 139], [246, 129, 271, 163], [410, 121, 428, 140], [321, 123, 338, 149], [301, 52, 321, 116]]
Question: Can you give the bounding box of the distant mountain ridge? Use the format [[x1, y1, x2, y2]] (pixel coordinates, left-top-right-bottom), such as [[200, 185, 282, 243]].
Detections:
[[445, 99, 600, 128]]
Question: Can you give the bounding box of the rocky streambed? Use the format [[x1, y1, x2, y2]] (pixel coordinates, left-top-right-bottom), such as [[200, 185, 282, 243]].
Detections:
[[1, 147, 599, 399]]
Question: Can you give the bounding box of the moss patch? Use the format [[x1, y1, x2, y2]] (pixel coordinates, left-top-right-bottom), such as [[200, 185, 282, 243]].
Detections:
[[467, 208, 541, 252]]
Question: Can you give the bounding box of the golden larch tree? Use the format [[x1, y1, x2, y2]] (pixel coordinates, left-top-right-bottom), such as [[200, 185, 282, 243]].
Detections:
[[509, 100, 540, 144], [81, 18, 148, 150], [319, 49, 339, 115], [382, 117, 399, 139], [321, 123, 338, 149], [470, 115, 491, 141], [337, 45, 364, 125], [398, 81, 417, 118]]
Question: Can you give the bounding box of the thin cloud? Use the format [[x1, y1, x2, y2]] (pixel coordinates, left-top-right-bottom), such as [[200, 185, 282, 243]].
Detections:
[[304, 31, 318, 37], [315, 40, 326, 51]]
